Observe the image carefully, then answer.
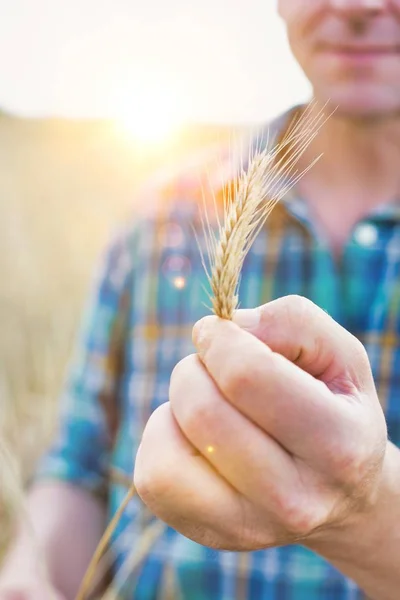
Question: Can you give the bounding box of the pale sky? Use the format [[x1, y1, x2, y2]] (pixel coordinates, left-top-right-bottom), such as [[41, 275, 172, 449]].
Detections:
[[0, 0, 311, 123]]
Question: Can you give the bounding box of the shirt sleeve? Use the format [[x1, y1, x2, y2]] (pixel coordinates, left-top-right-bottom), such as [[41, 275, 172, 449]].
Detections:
[[34, 226, 135, 499]]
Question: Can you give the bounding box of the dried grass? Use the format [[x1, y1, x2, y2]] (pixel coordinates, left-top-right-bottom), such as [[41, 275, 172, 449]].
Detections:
[[0, 118, 233, 560], [0, 441, 24, 542]]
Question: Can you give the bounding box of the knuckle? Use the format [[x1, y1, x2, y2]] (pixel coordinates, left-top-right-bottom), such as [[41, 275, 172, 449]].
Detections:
[[324, 410, 386, 493], [349, 335, 369, 365], [260, 294, 313, 324], [270, 295, 317, 334], [276, 492, 319, 537], [349, 338, 374, 385], [327, 440, 366, 486], [134, 457, 170, 508], [283, 294, 314, 317], [353, 335, 368, 357]]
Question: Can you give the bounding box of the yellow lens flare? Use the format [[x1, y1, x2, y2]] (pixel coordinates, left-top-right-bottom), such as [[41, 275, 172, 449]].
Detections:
[[207, 446, 215, 454], [173, 276, 186, 289], [113, 79, 184, 146]]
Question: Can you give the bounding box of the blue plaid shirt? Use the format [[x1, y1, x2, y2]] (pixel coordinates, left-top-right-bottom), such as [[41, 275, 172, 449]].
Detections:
[[37, 108, 400, 599]]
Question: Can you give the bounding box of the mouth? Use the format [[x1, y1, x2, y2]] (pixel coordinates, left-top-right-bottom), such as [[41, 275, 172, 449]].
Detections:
[[319, 44, 400, 61]]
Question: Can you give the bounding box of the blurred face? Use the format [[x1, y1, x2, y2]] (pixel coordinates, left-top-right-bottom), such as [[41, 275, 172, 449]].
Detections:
[[278, 0, 400, 118]]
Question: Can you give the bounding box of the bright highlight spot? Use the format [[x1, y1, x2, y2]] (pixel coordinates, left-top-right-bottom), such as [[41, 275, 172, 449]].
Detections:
[[173, 276, 186, 289], [207, 446, 215, 454], [113, 76, 185, 146], [118, 106, 179, 144]]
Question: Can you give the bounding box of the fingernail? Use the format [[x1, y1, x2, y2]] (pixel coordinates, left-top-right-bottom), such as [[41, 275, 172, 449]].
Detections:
[[233, 308, 261, 330]]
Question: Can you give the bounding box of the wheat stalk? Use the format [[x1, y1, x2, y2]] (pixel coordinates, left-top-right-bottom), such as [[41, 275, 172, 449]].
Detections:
[[75, 485, 136, 600], [100, 519, 167, 600], [200, 102, 328, 319], [0, 440, 24, 533]]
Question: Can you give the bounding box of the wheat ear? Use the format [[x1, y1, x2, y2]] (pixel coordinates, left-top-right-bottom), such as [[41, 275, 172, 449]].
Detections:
[[200, 102, 328, 319]]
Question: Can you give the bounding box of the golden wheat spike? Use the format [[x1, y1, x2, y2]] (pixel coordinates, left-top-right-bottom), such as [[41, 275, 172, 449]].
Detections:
[[202, 102, 328, 320]]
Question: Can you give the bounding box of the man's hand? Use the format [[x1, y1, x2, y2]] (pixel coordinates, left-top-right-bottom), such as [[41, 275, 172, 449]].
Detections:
[[134, 295, 388, 551]]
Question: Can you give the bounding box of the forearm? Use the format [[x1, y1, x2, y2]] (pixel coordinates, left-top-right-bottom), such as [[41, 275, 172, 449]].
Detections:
[[0, 480, 106, 599], [309, 442, 400, 600]]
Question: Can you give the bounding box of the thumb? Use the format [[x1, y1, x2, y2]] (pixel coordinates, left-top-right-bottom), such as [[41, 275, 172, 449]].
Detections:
[[232, 295, 373, 392]]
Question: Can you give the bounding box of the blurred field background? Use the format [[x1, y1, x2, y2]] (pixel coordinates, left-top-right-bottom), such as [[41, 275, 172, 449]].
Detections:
[[0, 110, 238, 553], [0, 0, 311, 562]]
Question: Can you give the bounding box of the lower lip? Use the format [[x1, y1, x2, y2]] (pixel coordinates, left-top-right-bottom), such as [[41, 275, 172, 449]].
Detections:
[[322, 48, 398, 65]]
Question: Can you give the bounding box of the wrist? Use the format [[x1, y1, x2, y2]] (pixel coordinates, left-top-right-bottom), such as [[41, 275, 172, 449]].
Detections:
[[307, 441, 400, 572]]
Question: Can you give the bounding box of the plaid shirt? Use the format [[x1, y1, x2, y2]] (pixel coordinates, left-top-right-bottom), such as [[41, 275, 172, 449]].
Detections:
[[37, 108, 400, 599]]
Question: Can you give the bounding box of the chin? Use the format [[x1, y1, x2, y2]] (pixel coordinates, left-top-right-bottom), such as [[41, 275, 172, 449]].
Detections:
[[313, 84, 400, 122]]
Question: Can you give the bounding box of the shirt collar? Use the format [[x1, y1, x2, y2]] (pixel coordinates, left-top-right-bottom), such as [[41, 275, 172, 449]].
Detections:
[[368, 199, 400, 223], [246, 105, 400, 225]]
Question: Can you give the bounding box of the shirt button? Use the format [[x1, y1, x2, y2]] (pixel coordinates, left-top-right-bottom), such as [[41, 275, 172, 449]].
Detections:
[[353, 223, 378, 247]]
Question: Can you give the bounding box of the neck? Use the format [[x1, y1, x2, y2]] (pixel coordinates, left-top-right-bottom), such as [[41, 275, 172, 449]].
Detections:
[[294, 101, 400, 254]]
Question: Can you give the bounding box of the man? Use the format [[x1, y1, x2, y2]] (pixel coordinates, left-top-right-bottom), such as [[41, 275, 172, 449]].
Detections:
[[1, 0, 400, 598]]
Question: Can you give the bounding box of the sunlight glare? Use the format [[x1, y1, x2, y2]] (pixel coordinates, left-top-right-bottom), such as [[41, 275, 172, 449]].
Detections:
[[114, 78, 185, 146]]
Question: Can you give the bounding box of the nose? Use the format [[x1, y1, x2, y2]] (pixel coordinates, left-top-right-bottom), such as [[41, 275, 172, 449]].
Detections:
[[328, 0, 387, 14]]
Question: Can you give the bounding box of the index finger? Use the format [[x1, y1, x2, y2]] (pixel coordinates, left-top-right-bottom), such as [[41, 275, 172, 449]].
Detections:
[[233, 295, 374, 394], [192, 316, 359, 464]]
